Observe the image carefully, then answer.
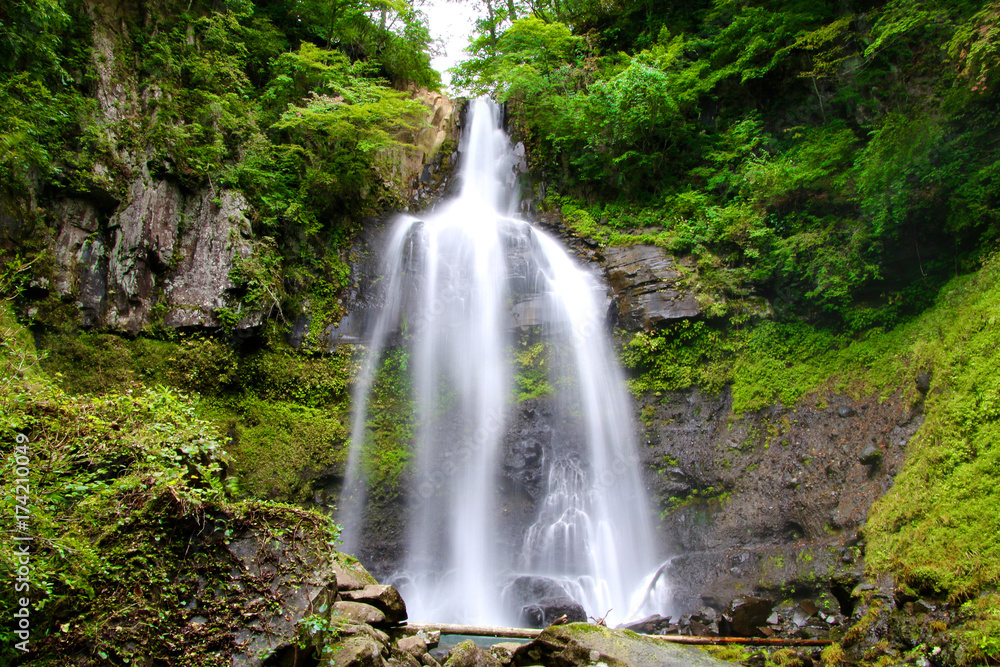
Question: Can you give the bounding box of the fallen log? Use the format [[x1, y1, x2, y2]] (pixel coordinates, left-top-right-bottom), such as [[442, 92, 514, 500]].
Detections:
[[649, 635, 833, 647], [401, 622, 832, 646], [403, 623, 542, 639]]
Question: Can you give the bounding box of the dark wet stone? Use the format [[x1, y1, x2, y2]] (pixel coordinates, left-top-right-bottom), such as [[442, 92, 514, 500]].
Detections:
[[916, 373, 931, 394], [725, 597, 774, 637], [521, 596, 586, 628], [621, 614, 672, 634], [859, 445, 883, 466], [837, 405, 856, 418], [603, 245, 701, 330], [689, 619, 718, 636], [793, 600, 819, 627]]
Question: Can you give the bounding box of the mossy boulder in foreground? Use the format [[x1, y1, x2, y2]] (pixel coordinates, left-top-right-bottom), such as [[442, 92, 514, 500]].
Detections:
[[512, 623, 740, 667]]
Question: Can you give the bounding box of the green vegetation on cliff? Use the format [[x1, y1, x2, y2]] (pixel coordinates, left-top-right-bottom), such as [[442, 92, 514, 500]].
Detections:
[[458, 0, 1000, 329]]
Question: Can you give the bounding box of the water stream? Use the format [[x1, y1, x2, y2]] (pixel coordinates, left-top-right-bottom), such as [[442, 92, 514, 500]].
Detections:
[[338, 98, 670, 626]]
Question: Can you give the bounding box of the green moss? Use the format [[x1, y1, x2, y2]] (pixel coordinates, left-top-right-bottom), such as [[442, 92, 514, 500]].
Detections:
[[843, 599, 884, 647], [235, 346, 359, 408], [767, 648, 808, 667], [621, 319, 734, 396], [864, 254, 1000, 603], [38, 329, 365, 504], [40, 332, 238, 395], [512, 339, 552, 402], [356, 347, 415, 493], [701, 644, 750, 662], [225, 396, 348, 502]]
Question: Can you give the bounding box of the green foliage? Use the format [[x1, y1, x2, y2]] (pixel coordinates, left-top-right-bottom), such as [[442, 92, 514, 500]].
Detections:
[[621, 305, 918, 415], [960, 593, 1000, 665], [0, 2, 93, 227], [39, 330, 361, 503], [457, 0, 1000, 325], [1, 0, 441, 339], [283, 0, 439, 88], [0, 302, 348, 665], [267, 46, 427, 212], [0, 348, 230, 656], [512, 339, 552, 401], [40, 332, 237, 395], [228, 236, 286, 323], [948, 3, 1000, 96], [236, 346, 359, 408], [621, 320, 734, 396]]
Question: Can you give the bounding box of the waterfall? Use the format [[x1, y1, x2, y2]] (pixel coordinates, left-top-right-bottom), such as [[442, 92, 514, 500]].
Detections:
[[338, 98, 670, 626]]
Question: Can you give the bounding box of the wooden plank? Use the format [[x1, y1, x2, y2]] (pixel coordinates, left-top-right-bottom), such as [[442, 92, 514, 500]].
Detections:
[[401, 623, 833, 646], [403, 622, 542, 639], [648, 635, 833, 647]]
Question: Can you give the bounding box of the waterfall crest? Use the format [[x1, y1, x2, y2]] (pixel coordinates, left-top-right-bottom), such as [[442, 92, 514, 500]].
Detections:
[[339, 98, 669, 626]]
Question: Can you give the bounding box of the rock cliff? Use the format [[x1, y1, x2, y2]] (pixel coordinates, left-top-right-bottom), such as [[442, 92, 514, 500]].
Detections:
[[36, 0, 460, 336]]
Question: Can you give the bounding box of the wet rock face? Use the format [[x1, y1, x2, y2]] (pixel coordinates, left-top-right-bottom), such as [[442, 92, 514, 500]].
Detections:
[[638, 386, 924, 617], [51, 184, 254, 333], [40, 2, 258, 334], [223, 527, 341, 667], [602, 245, 701, 330]]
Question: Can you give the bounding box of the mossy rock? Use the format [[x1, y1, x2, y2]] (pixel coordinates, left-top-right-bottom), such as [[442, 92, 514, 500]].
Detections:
[[445, 639, 503, 667], [512, 623, 741, 667], [332, 552, 379, 590]]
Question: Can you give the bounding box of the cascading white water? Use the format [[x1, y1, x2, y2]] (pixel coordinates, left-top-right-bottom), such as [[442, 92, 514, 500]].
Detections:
[[338, 98, 670, 626]]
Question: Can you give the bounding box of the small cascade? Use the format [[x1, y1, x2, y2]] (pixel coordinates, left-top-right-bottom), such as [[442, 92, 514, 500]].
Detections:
[[338, 98, 670, 626]]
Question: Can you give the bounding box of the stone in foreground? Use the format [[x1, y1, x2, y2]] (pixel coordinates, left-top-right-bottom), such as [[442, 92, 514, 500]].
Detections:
[[512, 623, 741, 667], [340, 584, 408, 623], [444, 639, 504, 667]]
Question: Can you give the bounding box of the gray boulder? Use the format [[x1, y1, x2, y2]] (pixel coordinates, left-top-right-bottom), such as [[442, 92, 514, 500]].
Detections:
[[520, 596, 587, 628], [340, 584, 408, 623], [331, 635, 388, 667], [335, 601, 388, 626]]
